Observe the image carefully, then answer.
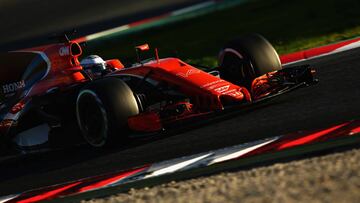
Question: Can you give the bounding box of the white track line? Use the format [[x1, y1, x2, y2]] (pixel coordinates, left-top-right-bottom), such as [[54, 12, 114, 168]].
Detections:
[[145, 153, 212, 178], [209, 137, 279, 165], [85, 25, 130, 41], [283, 39, 360, 65], [0, 195, 19, 203]]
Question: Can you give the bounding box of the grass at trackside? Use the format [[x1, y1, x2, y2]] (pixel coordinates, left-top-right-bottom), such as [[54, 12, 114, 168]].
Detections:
[[85, 0, 360, 67]]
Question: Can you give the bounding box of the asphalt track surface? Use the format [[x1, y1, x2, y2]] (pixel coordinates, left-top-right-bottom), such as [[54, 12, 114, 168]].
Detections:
[[0, 0, 206, 51], [1, 47, 360, 196]]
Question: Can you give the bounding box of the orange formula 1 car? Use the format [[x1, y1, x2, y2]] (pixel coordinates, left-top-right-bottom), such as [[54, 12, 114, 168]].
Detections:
[[0, 34, 316, 152]]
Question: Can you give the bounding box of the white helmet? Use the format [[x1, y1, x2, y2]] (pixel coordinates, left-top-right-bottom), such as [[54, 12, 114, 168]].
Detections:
[[80, 55, 106, 77]]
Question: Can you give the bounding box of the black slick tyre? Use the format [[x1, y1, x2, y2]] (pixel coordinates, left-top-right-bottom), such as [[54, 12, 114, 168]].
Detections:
[[76, 77, 139, 148], [218, 33, 282, 88]]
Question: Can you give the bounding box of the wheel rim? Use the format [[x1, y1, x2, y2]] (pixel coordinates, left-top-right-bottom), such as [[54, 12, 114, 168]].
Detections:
[[76, 90, 108, 147], [219, 48, 257, 87], [220, 52, 245, 81]]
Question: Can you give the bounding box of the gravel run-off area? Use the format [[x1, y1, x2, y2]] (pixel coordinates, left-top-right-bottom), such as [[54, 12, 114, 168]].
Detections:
[[83, 147, 360, 203]]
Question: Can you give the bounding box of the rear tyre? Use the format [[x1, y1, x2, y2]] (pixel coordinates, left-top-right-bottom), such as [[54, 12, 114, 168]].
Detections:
[[76, 77, 139, 148], [218, 33, 282, 88]]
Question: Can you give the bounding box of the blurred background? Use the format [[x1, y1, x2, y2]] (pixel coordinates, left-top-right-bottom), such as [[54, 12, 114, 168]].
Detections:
[[0, 0, 205, 49], [1, 0, 360, 66]]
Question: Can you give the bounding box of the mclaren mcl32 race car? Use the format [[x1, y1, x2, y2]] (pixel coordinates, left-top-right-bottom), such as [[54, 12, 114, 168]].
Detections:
[[0, 33, 317, 153]]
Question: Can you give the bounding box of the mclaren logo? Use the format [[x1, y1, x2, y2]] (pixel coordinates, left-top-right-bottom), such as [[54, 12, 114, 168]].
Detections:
[[2, 80, 25, 94], [214, 85, 230, 93], [176, 69, 201, 78]]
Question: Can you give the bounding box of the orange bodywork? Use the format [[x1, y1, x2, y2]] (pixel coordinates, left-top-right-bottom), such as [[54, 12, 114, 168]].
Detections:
[[112, 58, 251, 111], [22, 42, 86, 97], [251, 72, 277, 100], [128, 112, 162, 132], [0, 38, 316, 144]]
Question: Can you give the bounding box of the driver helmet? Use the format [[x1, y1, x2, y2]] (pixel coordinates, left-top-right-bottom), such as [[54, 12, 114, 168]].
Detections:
[[80, 55, 106, 77]]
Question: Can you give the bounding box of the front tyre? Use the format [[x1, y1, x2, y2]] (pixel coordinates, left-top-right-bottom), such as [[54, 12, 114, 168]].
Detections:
[[76, 77, 139, 148], [218, 33, 282, 88]]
